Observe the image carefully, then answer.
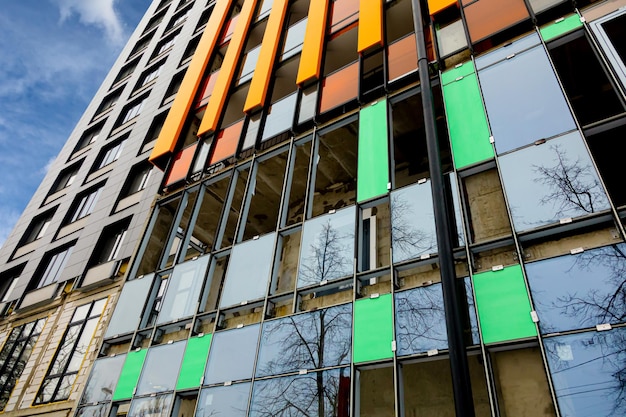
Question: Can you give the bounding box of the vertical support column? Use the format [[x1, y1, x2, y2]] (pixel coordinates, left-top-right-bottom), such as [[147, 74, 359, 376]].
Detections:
[[357, 0, 383, 52], [296, 0, 330, 85], [410, 0, 476, 415]]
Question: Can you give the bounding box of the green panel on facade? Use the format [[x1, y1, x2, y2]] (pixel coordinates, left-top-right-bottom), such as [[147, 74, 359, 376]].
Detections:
[[358, 100, 389, 203], [176, 334, 213, 390], [112, 348, 148, 400], [441, 61, 476, 86], [540, 14, 583, 42], [353, 293, 394, 363], [443, 71, 494, 169], [473, 264, 537, 344]]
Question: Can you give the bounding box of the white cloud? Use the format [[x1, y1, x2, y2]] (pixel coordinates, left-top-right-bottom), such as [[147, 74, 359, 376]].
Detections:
[[51, 0, 125, 45]]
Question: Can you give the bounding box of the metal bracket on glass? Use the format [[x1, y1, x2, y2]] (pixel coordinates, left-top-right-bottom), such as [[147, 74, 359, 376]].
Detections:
[[241, 300, 248, 305], [225, 381, 233, 386], [455, 76, 464, 82], [420, 253, 431, 260], [253, 235, 259, 240], [492, 265, 504, 272], [237, 323, 244, 329], [596, 323, 612, 332], [391, 340, 397, 352], [579, 16, 586, 23], [506, 53, 516, 60], [530, 311, 539, 322], [200, 376, 205, 385], [560, 217, 573, 224], [299, 369, 308, 375], [418, 178, 427, 185], [570, 247, 584, 255], [427, 349, 439, 357], [328, 209, 336, 214], [387, 182, 392, 190], [320, 280, 328, 286], [489, 136, 495, 143], [370, 293, 380, 299]]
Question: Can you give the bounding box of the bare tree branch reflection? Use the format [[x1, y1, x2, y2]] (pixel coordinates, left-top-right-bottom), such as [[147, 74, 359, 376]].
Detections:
[[251, 305, 351, 416], [533, 144, 605, 216], [391, 189, 436, 263]]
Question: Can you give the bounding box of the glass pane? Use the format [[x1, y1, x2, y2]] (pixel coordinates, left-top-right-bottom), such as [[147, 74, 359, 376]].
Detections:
[[242, 152, 288, 241], [136, 341, 186, 395], [250, 368, 350, 416], [498, 132, 610, 233], [49, 325, 80, 375], [318, 62, 359, 114], [66, 318, 99, 373], [112, 349, 148, 401], [219, 233, 276, 308], [256, 304, 352, 377], [477, 41, 576, 154], [210, 120, 244, 165], [359, 367, 394, 414], [436, 19, 467, 57], [165, 144, 197, 186], [526, 243, 626, 334], [297, 206, 355, 287], [272, 230, 301, 294], [282, 18, 307, 60], [284, 140, 311, 226], [195, 383, 251, 417], [76, 404, 109, 417], [176, 334, 213, 390], [203, 324, 260, 384], [311, 120, 358, 217], [387, 34, 417, 82], [463, 0, 529, 43], [593, 11, 626, 90], [157, 255, 209, 324], [128, 394, 173, 417], [261, 93, 298, 142], [105, 274, 154, 338], [330, 0, 359, 33], [391, 181, 437, 263], [80, 354, 126, 405], [187, 176, 230, 255], [442, 63, 493, 169], [353, 293, 394, 363], [528, 0, 566, 14], [298, 86, 317, 125], [544, 329, 626, 417], [358, 99, 389, 203], [221, 167, 250, 248], [472, 264, 537, 344]]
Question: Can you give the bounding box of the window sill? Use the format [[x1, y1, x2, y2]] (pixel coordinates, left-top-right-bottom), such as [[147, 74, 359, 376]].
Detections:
[[109, 119, 138, 138], [19, 284, 59, 311], [44, 189, 68, 206], [12, 240, 39, 260], [86, 165, 115, 184], [56, 217, 88, 239], [69, 144, 93, 161], [91, 106, 115, 123], [115, 191, 144, 213]]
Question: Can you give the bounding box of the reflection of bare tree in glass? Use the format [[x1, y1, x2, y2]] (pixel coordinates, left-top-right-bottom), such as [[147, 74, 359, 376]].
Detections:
[[130, 395, 171, 417], [395, 286, 447, 354], [251, 306, 351, 416], [391, 192, 435, 262], [553, 244, 626, 326], [299, 221, 353, 286], [533, 144, 605, 216]]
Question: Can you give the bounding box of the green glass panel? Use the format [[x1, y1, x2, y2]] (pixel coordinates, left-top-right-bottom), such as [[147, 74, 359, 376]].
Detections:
[[540, 14, 583, 42], [358, 100, 389, 203], [112, 349, 147, 400], [441, 61, 475, 86], [176, 334, 213, 390], [443, 71, 494, 168], [473, 264, 537, 344], [353, 294, 394, 363]]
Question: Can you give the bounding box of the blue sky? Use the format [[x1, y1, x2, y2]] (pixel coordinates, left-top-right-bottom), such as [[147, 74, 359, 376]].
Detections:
[[0, 0, 151, 248]]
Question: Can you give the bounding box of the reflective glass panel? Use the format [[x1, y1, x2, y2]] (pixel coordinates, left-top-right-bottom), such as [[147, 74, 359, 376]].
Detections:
[[526, 243, 626, 334], [592, 11, 626, 90], [544, 328, 626, 417], [80, 355, 125, 405], [136, 341, 186, 395], [76, 404, 108, 417], [498, 132, 610, 233], [256, 304, 352, 377], [157, 255, 209, 324], [391, 181, 437, 264], [477, 41, 576, 154], [238, 45, 261, 85], [261, 93, 297, 141], [282, 18, 307, 60], [195, 383, 250, 417], [219, 233, 276, 308], [204, 324, 260, 384], [128, 394, 173, 417], [249, 368, 351, 416], [297, 206, 355, 287]]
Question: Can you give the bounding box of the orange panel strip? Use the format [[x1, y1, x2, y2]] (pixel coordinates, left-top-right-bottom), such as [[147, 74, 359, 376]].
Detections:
[[164, 143, 197, 186], [199, 0, 260, 136], [428, 0, 456, 15], [149, 0, 234, 169], [357, 0, 383, 53], [243, 0, 290, 113], [296, 0, 330, 85]]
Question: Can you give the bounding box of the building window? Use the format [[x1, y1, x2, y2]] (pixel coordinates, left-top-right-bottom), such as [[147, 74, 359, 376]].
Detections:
[[155, 32, 180, 57], [0, 318, 47, 410], [72, 124, 103, 156], [137, 63, 163, 89], [129, 34, 153, 58], [69, 186, 103, 223], [19, 209, 56, 246], [94, 138, 126, 171], [90, 220, 130, 266], [120, 162, 153, 198], [94, 90, 121, 118], [49, 162, 81, 196], [113, 58, 139, 85], [121, 99, 146, 125], [143, 10, 166, 35], [35, 299, 107, 404], [37, 245, 74, 288], [0, 265, 24, 303]]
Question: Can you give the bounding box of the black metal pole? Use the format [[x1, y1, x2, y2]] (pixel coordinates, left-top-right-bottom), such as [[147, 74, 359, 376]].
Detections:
[[410, 1, 476, 416]]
